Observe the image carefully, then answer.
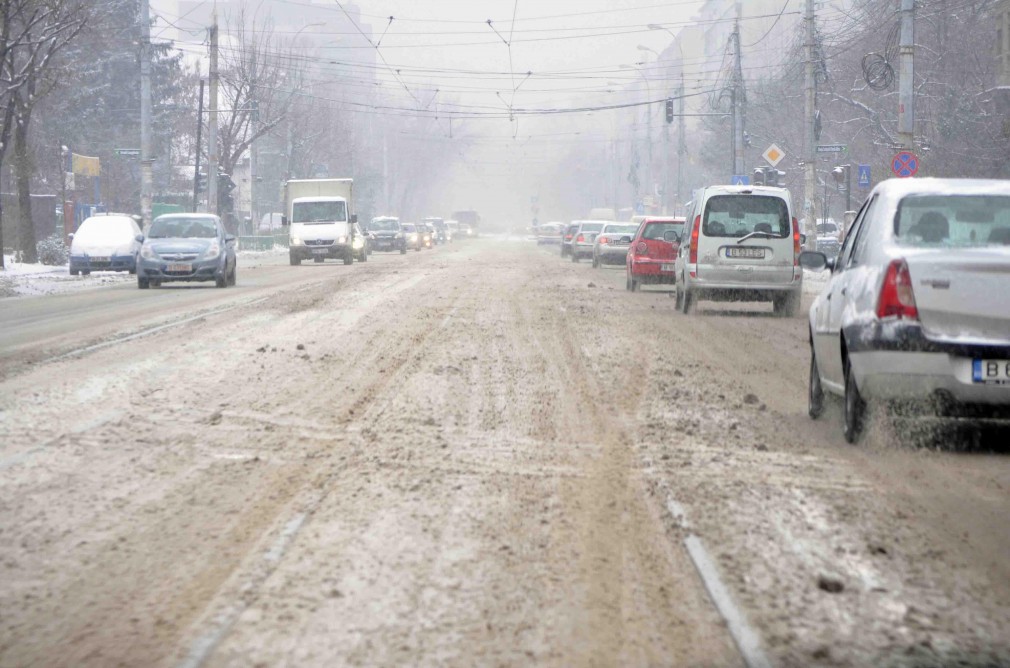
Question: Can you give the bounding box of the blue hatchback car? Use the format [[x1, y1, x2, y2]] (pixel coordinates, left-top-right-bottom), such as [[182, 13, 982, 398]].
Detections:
[[136, 213, 237, 289]]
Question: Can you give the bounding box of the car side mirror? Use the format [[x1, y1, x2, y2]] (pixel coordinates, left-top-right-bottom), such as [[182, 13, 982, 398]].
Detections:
[[68, 233, 75, 241], [800, 233, 808, 246], [798, 250, 834, 272], [135, 234, 144, 243], [281, 215, 289, 226], [663, 230, 679, 243]]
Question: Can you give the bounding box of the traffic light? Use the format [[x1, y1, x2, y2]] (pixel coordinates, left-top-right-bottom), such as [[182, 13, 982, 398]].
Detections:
[[766, 169, 785, 187], [196, 172, 207, 193], [218, 173, 236, 215], [665, 98, 674, 124], [752, 168, 766, 186]]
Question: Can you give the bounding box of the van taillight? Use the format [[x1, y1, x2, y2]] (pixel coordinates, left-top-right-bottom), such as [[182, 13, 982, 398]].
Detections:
[[689, 215, 701, 265], [792, 217, 801, 265], [877, 259, 918, 320]]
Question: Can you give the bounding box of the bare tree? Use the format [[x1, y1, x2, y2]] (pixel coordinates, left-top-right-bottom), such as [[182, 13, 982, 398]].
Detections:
[[0, 0, 88, 266], [216, 12, 304, 193]]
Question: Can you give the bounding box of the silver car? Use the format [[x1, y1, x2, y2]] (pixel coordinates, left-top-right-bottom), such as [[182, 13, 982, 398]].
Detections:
[[592, 223, 640, 268], [136, 213, 237, 289], [800, 178, 1010, 443], [569, 221, 607, 262]]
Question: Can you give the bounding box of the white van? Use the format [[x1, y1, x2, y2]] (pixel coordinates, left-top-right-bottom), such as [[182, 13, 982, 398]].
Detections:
[[674, 185, 802, 316]]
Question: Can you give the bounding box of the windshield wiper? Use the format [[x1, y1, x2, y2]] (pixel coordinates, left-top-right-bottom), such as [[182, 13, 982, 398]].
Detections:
[[736, 230, 777, 244]]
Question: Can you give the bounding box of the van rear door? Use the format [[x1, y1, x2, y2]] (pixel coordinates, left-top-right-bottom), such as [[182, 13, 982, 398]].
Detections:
[[699, 193, 794, 285]]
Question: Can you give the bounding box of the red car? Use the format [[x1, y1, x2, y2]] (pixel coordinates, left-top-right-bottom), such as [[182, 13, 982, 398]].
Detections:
[[625, 217, 686, 291]]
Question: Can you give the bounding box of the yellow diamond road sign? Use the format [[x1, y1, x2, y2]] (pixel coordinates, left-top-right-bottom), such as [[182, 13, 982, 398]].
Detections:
[[762, 144, 785, 167]]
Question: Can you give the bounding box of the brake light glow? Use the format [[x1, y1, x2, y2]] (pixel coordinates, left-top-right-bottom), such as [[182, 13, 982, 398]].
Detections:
[[689, 215, 701, 265], [792, 217, 801, 265], [576, 234, 585, 243], [877, 259, 918, 320], [600, 237, 610, 244]]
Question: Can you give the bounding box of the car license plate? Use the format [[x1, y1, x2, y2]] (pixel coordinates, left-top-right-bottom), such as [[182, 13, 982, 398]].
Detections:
[[167, 263, 191, 272], [727, 247, 765, 259], [661, 263, 675, 272], [90, 256, 109, 263], [312, 248, 328, 255], [973, 359, 1010, 385]]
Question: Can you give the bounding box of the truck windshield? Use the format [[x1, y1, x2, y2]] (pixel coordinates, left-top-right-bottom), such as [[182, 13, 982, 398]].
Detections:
[[293, 201, 347, 224]]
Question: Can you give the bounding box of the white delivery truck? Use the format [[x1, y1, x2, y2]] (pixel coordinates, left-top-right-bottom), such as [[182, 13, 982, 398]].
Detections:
[[282, 178, 358, 265]]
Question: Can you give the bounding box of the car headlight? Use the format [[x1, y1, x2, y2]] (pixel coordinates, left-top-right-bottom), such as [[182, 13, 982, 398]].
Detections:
[[291, 236, 303, 246], [140, 244, 157, 259], [203, 240, 221, 260]]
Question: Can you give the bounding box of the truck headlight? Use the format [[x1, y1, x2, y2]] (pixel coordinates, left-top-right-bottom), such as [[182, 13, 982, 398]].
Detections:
[[337, 235, 347, 244], [291, 236, 303, 246]]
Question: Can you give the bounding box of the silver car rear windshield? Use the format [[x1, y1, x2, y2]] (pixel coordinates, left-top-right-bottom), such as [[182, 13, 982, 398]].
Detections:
[[703, 195, 789, 238], [580, 223, 605, 233], [604, 224, 638, 235], [149, 218, 217, 238], [894, 195, 1010, 247]]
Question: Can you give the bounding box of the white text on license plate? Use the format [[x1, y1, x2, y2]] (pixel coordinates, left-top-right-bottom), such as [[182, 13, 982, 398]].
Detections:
[[661, 263, 675, 272], [727, 247, 765, 259], [973, 359, 1010, 385]]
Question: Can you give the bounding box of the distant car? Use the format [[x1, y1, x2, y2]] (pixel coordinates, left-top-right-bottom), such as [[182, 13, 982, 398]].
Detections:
[[536, 222, 564, 245], [136, 213, 236, 289], [446, 220, 461, 242], [675, 185, 802, 316], [402, 223, 423, 251], [800, 178, 1010, 443], [569, 221, 607, 262], [625, 217, 685, 290], [69, 214, 143, 275], [424, 217, 447, 244], [369, 216, 407, 254], [816, 220, 841, 259], [352, 222, 369, 261], [560, 223, 579, 257], [420, 223, 434, 249], [592, 222, 640, 268]]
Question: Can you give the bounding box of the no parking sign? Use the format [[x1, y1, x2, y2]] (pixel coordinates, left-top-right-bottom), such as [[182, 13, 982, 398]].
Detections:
[[891, 151, 919, 178]]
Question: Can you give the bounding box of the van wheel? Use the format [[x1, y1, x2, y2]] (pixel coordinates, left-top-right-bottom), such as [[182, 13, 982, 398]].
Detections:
[[675, 284, 684, 310], [592, 255, 599, 268], [681, 287, 696, 314], [343, 252, 354, 265], [843, 359, 866, 443], [809, 345, 825, 419], [290, 254, 301, 266], [774, 292, 800, 318]]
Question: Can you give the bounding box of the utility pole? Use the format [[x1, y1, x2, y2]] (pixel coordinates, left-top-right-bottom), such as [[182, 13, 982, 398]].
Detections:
[[898, 0, 915, 148], [208, 14, 219, 216], [139, 0, 153, 228], [250, 99, 259, 234], [193, 79, 204, 212], [732, 1, 745, 178], [803, 0, 817, 246], [677, 75, 686, 214]]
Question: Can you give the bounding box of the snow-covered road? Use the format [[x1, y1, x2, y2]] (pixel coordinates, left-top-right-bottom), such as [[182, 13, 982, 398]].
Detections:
[[0, 240, 1007, 667]]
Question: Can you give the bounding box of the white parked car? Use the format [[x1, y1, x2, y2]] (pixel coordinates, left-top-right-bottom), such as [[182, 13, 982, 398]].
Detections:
[[68, 214, 143, 275], [675, 185, 802, 316], [800, 178, 1010, 443]]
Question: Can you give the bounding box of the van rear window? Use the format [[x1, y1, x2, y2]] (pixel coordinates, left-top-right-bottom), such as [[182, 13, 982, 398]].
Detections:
[[703, 195, 789, 238]]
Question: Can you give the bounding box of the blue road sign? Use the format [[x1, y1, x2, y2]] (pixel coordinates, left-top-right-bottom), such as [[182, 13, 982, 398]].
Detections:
[[731, 174, 750, 186], [857, 164, 871, 189], [891, 151, 919, 178]]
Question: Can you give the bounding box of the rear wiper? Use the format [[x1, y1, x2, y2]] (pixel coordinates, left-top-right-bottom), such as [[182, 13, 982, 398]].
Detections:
[[736, 230, 776, 244]]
